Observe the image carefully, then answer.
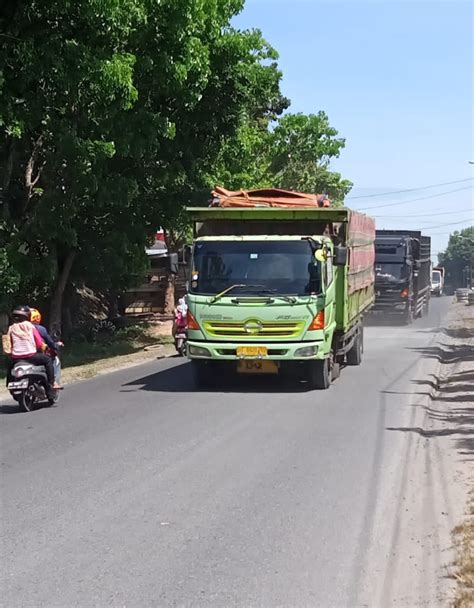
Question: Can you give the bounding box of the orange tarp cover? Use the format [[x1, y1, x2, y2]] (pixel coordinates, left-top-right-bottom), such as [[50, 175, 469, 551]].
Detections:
[[211, 187, 331, 208]]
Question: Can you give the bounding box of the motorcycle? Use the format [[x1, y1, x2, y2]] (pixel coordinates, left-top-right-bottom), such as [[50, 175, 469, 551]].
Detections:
[[173, 304, 188, 357], [8, 360, 59, 412]]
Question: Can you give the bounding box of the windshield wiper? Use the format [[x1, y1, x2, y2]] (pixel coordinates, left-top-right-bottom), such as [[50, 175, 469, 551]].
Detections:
[[252, 288, 298, 305], [209, 284, 267, 304], [209, 284, 298, 305]]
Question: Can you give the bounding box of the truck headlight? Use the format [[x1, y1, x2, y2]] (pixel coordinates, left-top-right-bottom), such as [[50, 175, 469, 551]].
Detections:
[[188, 345, 211, 357], [294, 345, 318, 357]]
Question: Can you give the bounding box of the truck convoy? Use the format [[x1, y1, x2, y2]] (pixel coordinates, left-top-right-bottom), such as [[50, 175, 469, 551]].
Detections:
[[185, 187, 375, 390], [372, 229, 431, 323], [431, 266, 445, 296]]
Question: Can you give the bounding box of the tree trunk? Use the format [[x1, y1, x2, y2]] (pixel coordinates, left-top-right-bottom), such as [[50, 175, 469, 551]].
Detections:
[[61, 283, 75, 338], [163, 273, 175, 315], [49, 251, 76, 335], [108, 289, 119, 319]]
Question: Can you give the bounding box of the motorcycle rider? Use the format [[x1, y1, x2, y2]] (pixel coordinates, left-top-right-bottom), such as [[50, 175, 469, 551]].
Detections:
[[30, 308, 63, 385], [172, 297, 188, 355], [172, 297, 188, 335], [6, 306, 58, 395]]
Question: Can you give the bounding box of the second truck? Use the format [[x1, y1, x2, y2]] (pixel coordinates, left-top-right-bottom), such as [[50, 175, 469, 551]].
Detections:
[[372, 229, 431, 323], [185, 187, 375, 390]]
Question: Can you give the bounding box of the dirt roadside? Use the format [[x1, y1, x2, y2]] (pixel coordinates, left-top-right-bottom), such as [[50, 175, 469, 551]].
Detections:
[[438, 302, 474, 607], [408, 300, 474, 607], [352, 300, 473, 607]]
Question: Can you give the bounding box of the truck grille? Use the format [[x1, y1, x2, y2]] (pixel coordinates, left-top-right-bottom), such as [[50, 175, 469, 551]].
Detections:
[[203, 320, 305, 339]]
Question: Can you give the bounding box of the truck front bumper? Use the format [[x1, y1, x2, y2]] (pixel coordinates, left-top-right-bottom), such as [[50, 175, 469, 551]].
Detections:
[[187, 340, 325, 361]]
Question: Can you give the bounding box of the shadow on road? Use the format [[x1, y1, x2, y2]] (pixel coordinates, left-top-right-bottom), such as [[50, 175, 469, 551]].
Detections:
[[122, 361, 312, 394], [406, 343, 474, 364], [0, 403, 23, 415], [387, 329, 474, 458], [365, 316, 406, 327]]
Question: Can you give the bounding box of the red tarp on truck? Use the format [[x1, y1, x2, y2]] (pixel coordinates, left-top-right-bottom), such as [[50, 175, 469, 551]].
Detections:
[[347, 211, 375, 294], [211, 187, 331, 208]]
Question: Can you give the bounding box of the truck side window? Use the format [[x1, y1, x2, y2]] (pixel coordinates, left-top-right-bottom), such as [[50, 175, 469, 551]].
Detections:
[[326, 255, 334, 286]]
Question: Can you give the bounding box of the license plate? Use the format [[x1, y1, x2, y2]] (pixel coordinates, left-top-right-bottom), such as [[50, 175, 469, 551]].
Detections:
[[237, 360, 278, 374], [236, 346, 268, 358], [8, 380, 28, 389]]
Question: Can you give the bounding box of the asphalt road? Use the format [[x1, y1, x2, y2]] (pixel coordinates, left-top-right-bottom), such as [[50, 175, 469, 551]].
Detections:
[[1, 297, 455, 607]]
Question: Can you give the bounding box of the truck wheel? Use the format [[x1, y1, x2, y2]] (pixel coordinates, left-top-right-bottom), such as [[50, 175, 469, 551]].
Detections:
[[331, 359, 341, 381], [346, 330, 363, 366], [307, 359, 330, 390], [192, 361, 213, 389]]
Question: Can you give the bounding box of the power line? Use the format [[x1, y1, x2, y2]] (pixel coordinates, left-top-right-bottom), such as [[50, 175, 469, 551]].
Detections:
[[420, 219, 474, 230], [374, 207, 473, 219], [377, 218, 473, 228], [424, 226, 474, 235], [358, 185, 474, 211], [346, 177, 474, 200]]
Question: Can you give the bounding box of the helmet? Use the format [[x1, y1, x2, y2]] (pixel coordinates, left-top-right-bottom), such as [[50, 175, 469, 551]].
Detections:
[[30, 308, 42, 324], [12, 306, 31, 322]]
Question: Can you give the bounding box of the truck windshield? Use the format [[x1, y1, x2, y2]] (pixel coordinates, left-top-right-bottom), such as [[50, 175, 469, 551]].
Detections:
[[375, 263, 406, 281], [432, 272, 441, 284], [191, 240, 320, 296]]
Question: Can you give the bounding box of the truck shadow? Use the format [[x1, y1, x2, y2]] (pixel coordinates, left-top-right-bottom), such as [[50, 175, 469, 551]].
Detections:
[[122, 361, 313, 394], [365, 317, 407, 327]]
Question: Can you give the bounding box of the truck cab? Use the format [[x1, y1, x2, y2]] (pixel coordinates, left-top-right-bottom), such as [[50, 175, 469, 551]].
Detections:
[[431, 267, 444, 296], [373, 230, 431, 323]]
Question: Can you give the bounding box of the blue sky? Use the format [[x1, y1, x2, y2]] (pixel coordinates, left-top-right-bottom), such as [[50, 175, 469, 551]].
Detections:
[[233, 0, 473, 259]]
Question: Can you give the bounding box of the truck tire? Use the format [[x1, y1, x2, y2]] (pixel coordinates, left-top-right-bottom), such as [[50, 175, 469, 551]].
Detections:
[[192, 361, 214, 389], [346, 329, 363, 366], [403, 307, 413, 325], [307, 359, 330, 390]]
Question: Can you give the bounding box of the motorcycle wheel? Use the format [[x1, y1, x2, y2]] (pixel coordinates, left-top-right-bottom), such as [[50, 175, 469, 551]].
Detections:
[[176, 338, 186, 357], [19, 391, 35, 412]]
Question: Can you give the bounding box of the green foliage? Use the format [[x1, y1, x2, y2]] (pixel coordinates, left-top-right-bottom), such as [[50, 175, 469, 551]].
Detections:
[[267, 113, 352, 202], [206, 111, 352, 203], [439, 227, 474, 287], [0, 0, 352, 325]]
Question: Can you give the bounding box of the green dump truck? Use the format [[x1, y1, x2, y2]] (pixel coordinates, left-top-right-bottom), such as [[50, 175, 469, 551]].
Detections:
[[185, 190, 375, 389]]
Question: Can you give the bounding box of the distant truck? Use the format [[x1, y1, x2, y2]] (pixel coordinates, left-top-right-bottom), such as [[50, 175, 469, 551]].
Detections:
[[373, 230, 431, 323], [431, 266, 445, 296], [185, 187, 375, 390]]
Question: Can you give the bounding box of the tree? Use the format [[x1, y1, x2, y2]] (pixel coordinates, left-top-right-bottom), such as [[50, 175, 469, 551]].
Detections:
[[439, 227, 474, 288], [206, 111, 352, 202], [0, 0, 286, 328], [267, 112, 352, 201]]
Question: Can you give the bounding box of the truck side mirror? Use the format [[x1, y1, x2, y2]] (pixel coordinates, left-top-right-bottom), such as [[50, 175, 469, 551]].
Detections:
[[167, 253, 179, 275], [334, 246, 348, 266]]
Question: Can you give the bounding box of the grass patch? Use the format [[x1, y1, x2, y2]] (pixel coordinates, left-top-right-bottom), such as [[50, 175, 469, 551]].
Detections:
[[62, 325, 172, 369]]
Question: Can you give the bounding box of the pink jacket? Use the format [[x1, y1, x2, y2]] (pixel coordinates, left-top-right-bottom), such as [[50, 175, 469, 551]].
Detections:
[[8, 321, 45, 359]]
